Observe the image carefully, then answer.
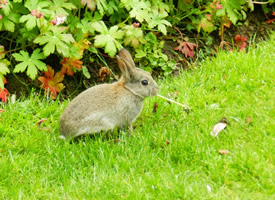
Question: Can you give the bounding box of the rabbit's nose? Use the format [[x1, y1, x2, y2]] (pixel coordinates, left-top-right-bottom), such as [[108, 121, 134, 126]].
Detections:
[[152, 87, 159, 95]]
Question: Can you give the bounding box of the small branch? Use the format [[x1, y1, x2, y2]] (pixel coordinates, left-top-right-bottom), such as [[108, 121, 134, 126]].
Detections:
[[4, 44, 33, 54], [246, 0, 270, 4], [174, 26, 184, 41], [157, 94, 190, 110]]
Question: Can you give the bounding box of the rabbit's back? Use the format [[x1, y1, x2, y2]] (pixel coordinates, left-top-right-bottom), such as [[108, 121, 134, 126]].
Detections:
[[60, 82, 143, 138]]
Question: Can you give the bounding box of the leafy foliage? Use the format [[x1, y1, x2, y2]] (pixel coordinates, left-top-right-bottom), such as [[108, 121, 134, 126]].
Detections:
[[135, 32, 177, 75], [123, 24, 145, 48], [0, 0, 273, 99], [221, 0, 246, 25], [33, 26, 75, 57], [147, 9, 171, 35], [0, 60, 9, 90], [0, 45, 10, 90]]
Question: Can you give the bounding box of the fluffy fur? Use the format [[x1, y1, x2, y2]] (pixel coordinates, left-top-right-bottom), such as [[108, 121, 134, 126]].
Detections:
[[59, 48, 158, 138]]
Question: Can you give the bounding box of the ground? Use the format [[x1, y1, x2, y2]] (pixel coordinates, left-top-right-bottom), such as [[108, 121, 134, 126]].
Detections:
[[0, 33, 274, 199]]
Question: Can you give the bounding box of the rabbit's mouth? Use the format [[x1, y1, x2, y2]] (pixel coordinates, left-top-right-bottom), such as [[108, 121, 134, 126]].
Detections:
[[151, 87, 159, 96]]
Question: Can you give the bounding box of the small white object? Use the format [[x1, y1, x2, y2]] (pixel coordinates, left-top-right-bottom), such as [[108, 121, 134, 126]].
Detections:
[[10, 94, 16, 104], [210, 122, 227, 137], [209, 103, 219, 110], [59, 135, 66, 140], [206, 184, 212, 192], [56, 16, 66, 25]]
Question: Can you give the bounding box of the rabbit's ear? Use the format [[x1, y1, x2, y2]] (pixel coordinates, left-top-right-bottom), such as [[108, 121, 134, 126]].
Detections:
[[117, 49, 136, 80], [118, 48, 135, 68]]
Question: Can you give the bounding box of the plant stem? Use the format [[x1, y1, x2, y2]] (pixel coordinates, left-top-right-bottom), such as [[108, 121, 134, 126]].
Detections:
[[157, 94, 190, 110], [246, 0, 270, 4], [94, 51, 117, 80], [174, 26, 184, 41]]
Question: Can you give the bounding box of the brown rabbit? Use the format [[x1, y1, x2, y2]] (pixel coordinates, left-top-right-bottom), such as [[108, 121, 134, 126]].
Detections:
[[59, 48, 158, 139]]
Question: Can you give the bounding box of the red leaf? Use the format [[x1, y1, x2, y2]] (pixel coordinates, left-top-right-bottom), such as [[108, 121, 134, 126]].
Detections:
[[174, 40, 196, 58], [38, 66, 65, 99], [234, 35, 247, 52], [239, 42, 247, 52], [61, 57, 83, 76], [265, 19, 275, 24], [0, 87, 9, 102], [234, 34, 247, 43]]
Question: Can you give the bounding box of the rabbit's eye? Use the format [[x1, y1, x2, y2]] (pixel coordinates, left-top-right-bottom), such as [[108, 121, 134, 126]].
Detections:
[[141, 80, 148, 86]]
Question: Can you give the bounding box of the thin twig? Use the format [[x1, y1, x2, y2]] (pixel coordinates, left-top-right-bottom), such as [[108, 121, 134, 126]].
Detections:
[[246, 0, 270, 4], [174, 26, 184, 41], [157, 94, 190, 110]]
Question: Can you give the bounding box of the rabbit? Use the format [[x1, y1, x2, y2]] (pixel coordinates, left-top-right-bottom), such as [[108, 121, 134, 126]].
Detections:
[[59, 48, 159, 139]]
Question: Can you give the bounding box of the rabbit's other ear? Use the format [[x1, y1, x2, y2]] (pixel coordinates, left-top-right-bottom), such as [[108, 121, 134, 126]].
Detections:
[[117, 53, 136, 80], [118, 48, 135, 68]]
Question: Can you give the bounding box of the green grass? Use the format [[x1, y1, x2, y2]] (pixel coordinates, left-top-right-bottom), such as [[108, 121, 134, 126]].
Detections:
[[1, 34, 274, 199]]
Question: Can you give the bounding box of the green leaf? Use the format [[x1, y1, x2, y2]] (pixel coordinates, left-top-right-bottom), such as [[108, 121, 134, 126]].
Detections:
[[148, 9, 171, 35], [12, 51, 29, 61], [25, 16, 36, 30], [0, 62, 10, 75], [61, 34, 75, 43], [25, 0, 50, 11], [93, 21, 124, 57], [0, 59, 10, 89], [92, 21, 108, 33], [122, 0, 150, 22], [82, 66, 91, 79], [76, 18, 94, 35], [2, 0, 12, 15], [31, 49, 46, 60], [96, 0, 107, 16], [0, 17, 15, 32], [221, 0, 246, 24], [94, 35, 107, 47], [34, 27, 75, 57], [0, 77, 4, 90], [12, 49, 46, 80], [105, 41, 117, 57], [27, 63, 38, 80], [13, 62, 28, 73], [43, 41, 56, 56], [56, 41, 70, 56], [50, 0, 77, 16], [20, 13, 42, 30], [199, 18, 215, 33], [123, 25, 145, 48]]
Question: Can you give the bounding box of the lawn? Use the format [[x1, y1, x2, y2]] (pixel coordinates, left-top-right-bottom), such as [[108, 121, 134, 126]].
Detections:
[[0, 33, 274, 199]]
